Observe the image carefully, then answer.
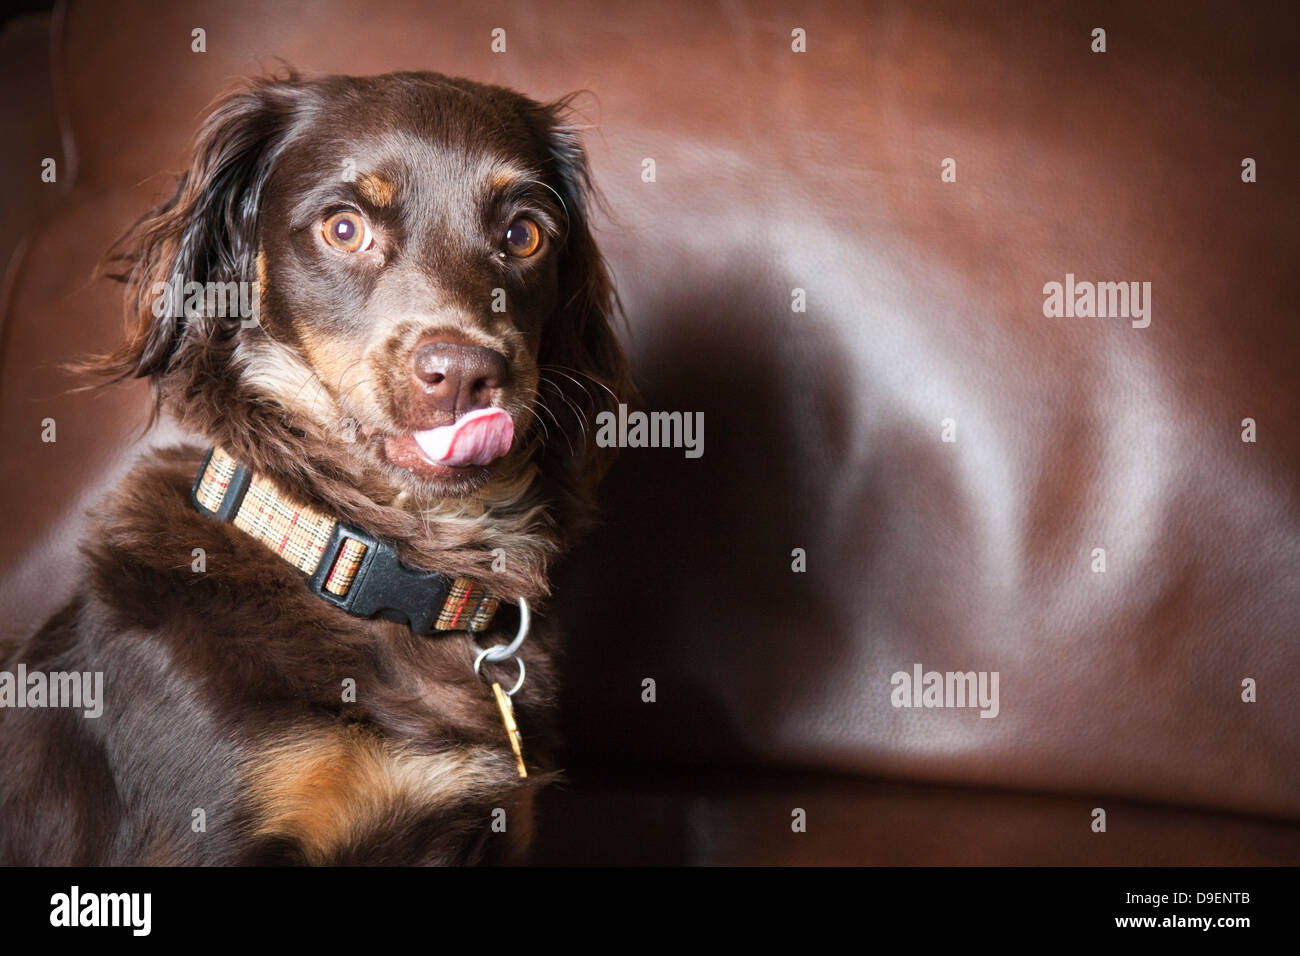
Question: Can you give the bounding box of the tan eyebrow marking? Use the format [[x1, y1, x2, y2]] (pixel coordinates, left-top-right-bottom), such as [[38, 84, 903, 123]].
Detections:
[[357, 173, 396, 207], [487, 169, 522, 193], [485, 157, 542, 195]]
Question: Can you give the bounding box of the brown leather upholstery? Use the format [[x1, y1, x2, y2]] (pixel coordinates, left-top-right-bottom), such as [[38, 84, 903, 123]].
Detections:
[[2, 1, 1297, 864]]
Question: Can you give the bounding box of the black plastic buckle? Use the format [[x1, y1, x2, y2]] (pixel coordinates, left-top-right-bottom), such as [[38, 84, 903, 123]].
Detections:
[[307, 523, 453, 636], [190, 446, 253, 521]]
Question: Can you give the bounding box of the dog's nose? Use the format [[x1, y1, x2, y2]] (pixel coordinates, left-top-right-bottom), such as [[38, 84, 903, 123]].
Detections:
[[411, 342, 509, 413]]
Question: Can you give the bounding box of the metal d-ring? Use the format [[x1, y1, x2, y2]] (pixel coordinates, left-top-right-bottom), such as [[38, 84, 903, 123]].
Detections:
[[480, 597, 530, 663], [471, 597, 530, 696], [474, 647, 526, 696]]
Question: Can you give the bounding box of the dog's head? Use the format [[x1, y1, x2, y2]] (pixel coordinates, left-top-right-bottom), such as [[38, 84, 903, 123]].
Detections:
[[94, 71, 627, 540]]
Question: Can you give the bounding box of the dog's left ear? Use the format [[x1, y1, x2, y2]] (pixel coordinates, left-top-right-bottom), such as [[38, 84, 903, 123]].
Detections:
[[530, 96, 632, 525], [84, 76, 304, 398]]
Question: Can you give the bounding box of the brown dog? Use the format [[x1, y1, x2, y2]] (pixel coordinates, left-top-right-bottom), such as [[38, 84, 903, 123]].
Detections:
[[0, 71, 627, 865]]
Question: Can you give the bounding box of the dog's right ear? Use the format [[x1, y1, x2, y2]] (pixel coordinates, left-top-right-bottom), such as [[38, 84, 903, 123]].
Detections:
[[83, 75, 303, 392]]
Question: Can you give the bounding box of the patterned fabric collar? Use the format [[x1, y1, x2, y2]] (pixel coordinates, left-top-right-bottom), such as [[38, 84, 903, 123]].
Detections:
[[190, 446, 500, 634]]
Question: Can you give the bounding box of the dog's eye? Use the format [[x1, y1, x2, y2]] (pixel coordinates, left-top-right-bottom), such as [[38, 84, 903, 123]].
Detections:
[[503, 217, 542, 258], [322, 211, 372, 252]]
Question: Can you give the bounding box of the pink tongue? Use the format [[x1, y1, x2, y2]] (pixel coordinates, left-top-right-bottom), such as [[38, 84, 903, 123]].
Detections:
[[411, 407, 514, 467]]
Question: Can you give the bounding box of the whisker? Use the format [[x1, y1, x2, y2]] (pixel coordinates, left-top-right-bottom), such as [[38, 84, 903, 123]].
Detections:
[[532, 394, 574, 456], [540, 363, 618, 403], [528, 399, 554, 443], [542, 368, 591, 404], [332, 357, 371, 412], [539, 377, 588, 446], [525, 403, 551, 442]]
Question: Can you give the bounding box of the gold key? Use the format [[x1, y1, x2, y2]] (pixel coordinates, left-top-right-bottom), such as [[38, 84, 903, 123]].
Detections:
[[492, 681, 527, 778]]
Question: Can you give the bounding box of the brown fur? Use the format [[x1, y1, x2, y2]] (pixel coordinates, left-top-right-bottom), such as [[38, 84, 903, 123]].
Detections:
[[0, 71, 629, 865], [244, 727, 513, 864]]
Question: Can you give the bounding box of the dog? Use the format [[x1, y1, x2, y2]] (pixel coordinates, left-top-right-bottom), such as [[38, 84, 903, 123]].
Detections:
[[0, 71, 628, 865]]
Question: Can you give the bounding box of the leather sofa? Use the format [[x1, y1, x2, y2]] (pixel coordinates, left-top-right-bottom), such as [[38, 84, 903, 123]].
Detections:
[[2, 0, 1297, 864]]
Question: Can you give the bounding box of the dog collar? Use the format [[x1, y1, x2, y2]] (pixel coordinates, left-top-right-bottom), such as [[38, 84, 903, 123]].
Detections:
[[190, 446, 500, 634]]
